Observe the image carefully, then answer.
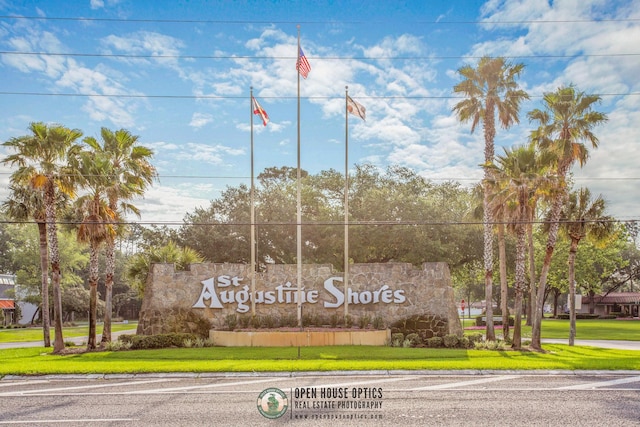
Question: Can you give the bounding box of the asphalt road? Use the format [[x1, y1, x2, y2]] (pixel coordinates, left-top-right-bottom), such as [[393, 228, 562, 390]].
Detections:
[[1, 373, 640, 426]]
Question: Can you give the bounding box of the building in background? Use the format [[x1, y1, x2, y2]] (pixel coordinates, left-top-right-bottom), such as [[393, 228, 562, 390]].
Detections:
[[0, 274, 38, 325]]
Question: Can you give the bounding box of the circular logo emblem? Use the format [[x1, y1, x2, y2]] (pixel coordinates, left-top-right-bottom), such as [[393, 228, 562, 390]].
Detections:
[[257, 387, 288, 419]]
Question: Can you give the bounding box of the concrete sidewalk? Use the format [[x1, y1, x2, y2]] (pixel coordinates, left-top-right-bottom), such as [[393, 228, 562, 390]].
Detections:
[[541, 339, 640, 350]]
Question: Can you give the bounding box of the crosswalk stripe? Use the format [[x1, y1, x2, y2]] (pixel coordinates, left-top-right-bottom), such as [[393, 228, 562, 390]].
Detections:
[[557, 375, 640, 390], [0, 378, 177, 396], [409, 375, 518, 390]]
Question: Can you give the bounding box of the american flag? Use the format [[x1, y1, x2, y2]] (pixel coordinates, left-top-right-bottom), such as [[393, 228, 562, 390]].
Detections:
[[296, 47, 311, 79]]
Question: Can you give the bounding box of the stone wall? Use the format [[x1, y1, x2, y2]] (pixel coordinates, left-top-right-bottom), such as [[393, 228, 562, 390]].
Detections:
[[137, 262, 462, 336]]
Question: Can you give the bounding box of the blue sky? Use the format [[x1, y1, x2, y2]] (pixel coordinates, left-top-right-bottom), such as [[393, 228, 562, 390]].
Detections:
[[1, 0, 639, 226]]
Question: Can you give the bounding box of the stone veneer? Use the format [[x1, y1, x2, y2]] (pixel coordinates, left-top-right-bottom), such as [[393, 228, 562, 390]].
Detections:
[[137, 262, 462, 337]]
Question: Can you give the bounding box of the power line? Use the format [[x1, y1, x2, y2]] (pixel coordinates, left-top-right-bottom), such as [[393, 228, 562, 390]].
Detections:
[[2, 51, 640, 61], [1, 218, 638, 227], [0, 171, 638, 182], [1, 91, 638, 99], [1, 15, 639, 25]]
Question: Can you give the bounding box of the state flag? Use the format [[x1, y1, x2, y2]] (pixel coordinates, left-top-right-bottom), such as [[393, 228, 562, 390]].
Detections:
[[252, 96, 269, 126], [347, 95, 366, 121]]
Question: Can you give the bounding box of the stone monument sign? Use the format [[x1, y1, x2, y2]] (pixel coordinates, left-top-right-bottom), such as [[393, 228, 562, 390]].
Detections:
[[137, 262, 462, 337]]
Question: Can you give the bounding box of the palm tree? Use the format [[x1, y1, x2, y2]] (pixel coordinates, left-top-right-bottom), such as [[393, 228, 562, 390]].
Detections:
[[528, 86, 608, 350], [2, 122, 82, 353], [559, 188, 614, 345], [488, 146, 548, 348], [2, 185, 50, 345], [73, 149, 117, 349], [453, 56, 529, 340], [125, 241, 204, 298], [2, 185, 70, 346], [83, 128, 156, 343]]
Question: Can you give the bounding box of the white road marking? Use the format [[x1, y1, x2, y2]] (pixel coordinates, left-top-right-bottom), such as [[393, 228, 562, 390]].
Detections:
[[409, 375, 519, 390], [297, 376, 416, 390], [0, 378, 178, 396], [121, 376, 416, 394], [0, 419, 137, 424], [121, 377, 280, 394], [0, 380, 49, 388], [557, 375, 640, 390]]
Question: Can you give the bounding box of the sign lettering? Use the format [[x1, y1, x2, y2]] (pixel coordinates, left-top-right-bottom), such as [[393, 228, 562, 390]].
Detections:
[[193, 275, 406, 313]]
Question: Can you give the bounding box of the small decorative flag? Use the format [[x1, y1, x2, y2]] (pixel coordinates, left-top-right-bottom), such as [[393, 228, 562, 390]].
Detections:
[[252, 96, 269, 126], [347, 95, 366, 121], [296, 47, 311, 79]]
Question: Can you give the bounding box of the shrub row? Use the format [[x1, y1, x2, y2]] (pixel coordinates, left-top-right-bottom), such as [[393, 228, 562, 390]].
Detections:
[[118, 333, 198, 350], [556, 313, 600, 320], [390, 332, 482, 349], [223, 313, 386, 330], [475, 316, 515, 327]]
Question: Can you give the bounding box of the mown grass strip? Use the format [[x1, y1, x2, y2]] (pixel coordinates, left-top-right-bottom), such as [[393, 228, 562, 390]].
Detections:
[[462, 318, 640, 341], [1, 344, 639, 376]]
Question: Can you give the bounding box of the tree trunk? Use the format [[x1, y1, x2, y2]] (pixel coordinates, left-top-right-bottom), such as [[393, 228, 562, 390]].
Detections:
[[88, 245, 99, 350], [531, 188, 566, 350], [45, 181, 65, 354], [497, 223, 509, 341], [482, 99, 496, 342], [37, 221, 51, 347], [101, 243, 115, 344], [526, 220, 537, 326], [483, 186, 495, 341], [512, 223, 526, 349], [568, 238, 579, 346]]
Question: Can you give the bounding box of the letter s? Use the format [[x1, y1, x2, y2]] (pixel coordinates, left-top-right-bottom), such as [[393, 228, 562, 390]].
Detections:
[[323, 277, 344, 308]]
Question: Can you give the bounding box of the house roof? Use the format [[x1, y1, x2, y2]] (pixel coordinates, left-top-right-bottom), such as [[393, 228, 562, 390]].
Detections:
[[0, 299, 15, 309], [582, 292, 640, 305]]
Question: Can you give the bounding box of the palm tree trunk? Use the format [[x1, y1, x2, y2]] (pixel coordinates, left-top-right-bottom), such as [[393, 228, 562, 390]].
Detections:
[[45, 182, 65, 354], [483, 200, 495, 341], [531, 189, 566, 350], [482, 99, 496, 342], [568, 238, 579, 346], [88, 245, 99, 349], [101, 243, 115, 344], [497, 223, 509, 341], [526, 221, 537, 326], [37, 221, 51, 347], [512, 225, 526, 349]]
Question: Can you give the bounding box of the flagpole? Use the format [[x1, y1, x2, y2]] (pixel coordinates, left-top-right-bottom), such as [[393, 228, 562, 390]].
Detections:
[[296, 25, 303, 329], [250, 87, 256, 317], [344, 86, 350, 321]]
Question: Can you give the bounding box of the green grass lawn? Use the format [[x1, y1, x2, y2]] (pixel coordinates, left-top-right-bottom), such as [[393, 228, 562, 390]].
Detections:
[[1, 343, 639, 375], [0, 322, 138, 343], [463, 318, 640, 341], [1, 319, 638, 375]]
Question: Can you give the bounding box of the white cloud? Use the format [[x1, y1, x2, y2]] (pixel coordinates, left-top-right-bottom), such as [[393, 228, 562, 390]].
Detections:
[[189, 112, 213, 129], [171, 142, 245, 166], [90, 0, 121, 10], [130, 184, 211, 224]]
